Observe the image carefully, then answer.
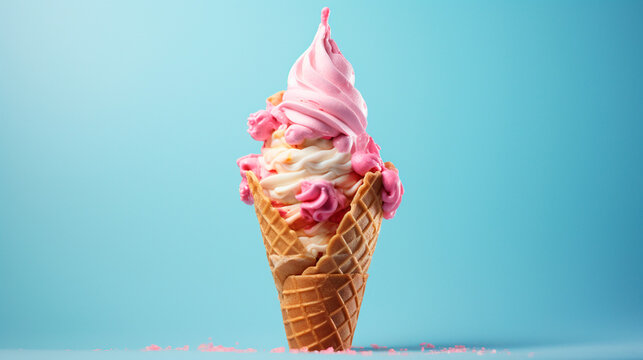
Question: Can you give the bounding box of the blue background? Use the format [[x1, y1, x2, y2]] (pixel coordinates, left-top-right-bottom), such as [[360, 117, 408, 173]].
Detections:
[[1, 0, 642, 351]]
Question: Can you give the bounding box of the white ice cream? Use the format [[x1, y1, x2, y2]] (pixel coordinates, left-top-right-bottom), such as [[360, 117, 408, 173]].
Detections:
[[259, 126, 362, 257]]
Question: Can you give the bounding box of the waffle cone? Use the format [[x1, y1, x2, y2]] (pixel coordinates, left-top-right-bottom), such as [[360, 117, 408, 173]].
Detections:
[[281, 274, 368, 351], [246, 164, 393, 350]]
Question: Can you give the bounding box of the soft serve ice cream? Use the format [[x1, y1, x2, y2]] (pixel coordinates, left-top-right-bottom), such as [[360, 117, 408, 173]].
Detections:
[[237, 7, 403, 258]]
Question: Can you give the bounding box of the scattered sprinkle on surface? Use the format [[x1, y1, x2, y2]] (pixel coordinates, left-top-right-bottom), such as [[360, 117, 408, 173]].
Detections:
[[59, 340, 515, 357]]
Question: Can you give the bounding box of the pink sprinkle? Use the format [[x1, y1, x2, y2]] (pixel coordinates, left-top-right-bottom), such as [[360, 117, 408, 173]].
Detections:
[[175, 345, 189, 351], [361, 350, 373, 356], [92, 349, 101, 352], [197, 342, 256, 353], [430, 345, 470, 354], [144, 344, 162, 351], [388, 348, 396, 353], [270, 347, 286, 353], [320, 347, 334, 354], [371, 344, 387, 349], [336, 349, 358, 355], [492, 349, 497, 353], [290, 347, 308, 353]]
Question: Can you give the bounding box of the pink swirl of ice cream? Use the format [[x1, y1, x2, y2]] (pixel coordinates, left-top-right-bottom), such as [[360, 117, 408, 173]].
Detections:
[[237, 7, 404, 223], [295, 180, 348, 222], [247, 110, 280, 141], [237, 154, 264, 205], [350, 134, 384, 176], [239, 181, 253, 205], [381, 166, 404, 220], [276, 7, 368, 146]]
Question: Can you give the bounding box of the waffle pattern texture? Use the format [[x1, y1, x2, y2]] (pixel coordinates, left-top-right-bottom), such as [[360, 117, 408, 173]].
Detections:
[[247, 164, 392, 350], [281, 274, 368, 351]]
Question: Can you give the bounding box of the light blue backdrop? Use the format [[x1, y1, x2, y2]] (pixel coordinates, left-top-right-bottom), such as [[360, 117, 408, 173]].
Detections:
[[1, 0, 642, 351]]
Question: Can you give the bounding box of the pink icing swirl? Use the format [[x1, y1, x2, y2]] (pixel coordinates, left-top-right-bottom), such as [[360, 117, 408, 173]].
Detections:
[[295, 180, 347, 222], [237, 154, 264, 205], [237, 7, 403, 220], [381, 166, 404, 219], [351, 134, 384, 176], [276, 7, 368, 146], [247, 110, 280, 141], [239, 180, 253, 205]]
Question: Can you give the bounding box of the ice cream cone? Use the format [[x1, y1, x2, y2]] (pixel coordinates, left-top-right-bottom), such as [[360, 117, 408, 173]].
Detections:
[[280, 274, 368, 351], [238, 7, 404, 353]]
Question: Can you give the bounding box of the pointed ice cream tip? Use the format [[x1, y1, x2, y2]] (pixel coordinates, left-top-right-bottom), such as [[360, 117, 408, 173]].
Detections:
[[321, 7, 330, 26]]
